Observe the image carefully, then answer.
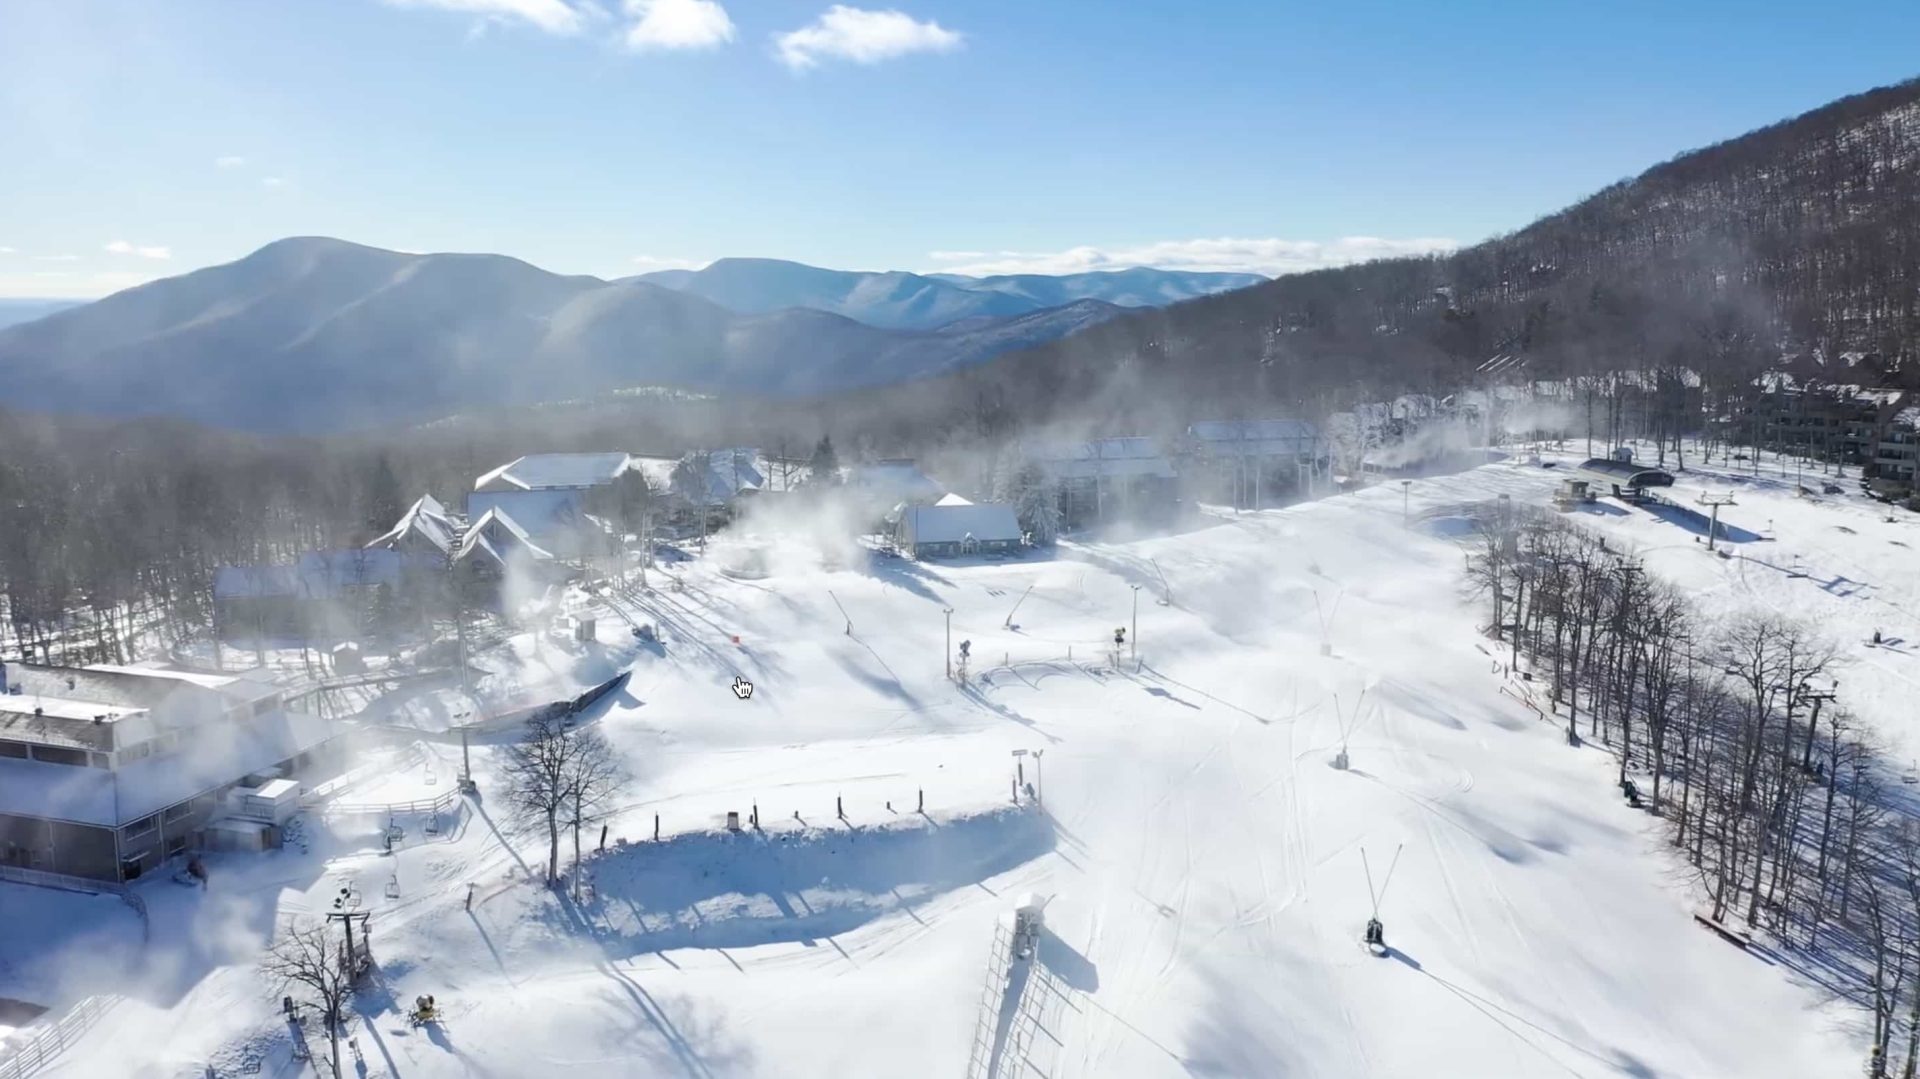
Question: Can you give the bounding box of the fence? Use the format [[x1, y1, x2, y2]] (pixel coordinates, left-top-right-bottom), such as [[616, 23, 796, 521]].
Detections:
[[964, 917, 1017, 1079], [320, 788, 461, 819], [0, 866, 149, 943], [0, 995, 120, 1079]]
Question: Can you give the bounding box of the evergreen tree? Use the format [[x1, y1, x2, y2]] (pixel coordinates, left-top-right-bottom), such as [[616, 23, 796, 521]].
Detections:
[[364, 454, 404, 537], [808, 435, 841, 485], [1011, 462, 1061, 545]]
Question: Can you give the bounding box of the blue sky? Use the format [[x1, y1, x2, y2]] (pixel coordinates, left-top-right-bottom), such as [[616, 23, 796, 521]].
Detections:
[[2, 0, 1918, 298]]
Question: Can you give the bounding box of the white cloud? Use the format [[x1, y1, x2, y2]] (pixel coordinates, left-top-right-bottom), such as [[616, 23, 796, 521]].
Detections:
[[104, 240, 172, 260], [629, 254, 703, 270], [216, 155, 247, 169], [0, 246, 15, 255], [262, 176, 289, 188], [383, 0, 587, 35], [926, 236, 1458, 277], [624, 0, 734, 51], [32, 254, 81, 262], [775, 5, 961, 70]]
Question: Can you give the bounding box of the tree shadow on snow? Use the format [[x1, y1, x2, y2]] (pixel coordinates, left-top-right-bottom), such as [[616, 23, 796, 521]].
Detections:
[[558, 808, 1055, 959]]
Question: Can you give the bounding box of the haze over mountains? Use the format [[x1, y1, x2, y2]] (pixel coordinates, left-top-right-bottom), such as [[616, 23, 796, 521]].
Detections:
[[0, 241, 1251, 433], [635, 258, 1264, 331]]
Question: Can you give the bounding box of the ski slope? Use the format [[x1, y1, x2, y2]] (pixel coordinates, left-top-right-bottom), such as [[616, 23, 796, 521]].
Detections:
[[6, 450, 1886, 1079]]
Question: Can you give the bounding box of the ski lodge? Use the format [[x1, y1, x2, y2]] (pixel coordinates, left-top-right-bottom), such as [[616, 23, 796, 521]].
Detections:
[[1031, 438, 1179, 530], [892, 495, 1023, 559], [1184, 419, 1325, 509], [467, 452, 637, 559], [0, 661, 337, 882]]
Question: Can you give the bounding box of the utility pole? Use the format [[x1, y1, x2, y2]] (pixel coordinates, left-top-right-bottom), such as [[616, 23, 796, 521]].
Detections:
[[1696, 491, 1737, 552], [1401, 480, 1411, 527], [1130, 585, 1140, 662], [1032, 748, 1044, 807], [943, 607, 954, 680], [1798, 682, 1838, 773]]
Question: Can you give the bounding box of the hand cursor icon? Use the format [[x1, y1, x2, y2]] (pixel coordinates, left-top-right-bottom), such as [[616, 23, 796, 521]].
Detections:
[[730, 676, 753, 700]]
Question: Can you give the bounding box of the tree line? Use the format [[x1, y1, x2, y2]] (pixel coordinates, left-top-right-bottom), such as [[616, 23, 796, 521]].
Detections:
[[1466, 505, 1917, 1074]]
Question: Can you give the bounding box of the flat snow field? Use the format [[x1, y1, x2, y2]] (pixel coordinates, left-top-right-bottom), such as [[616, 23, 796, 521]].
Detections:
[[9, 448, 1899, 1079]]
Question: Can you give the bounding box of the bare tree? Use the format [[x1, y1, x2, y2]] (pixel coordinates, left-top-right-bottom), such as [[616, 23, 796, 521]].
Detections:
[[564, 727, 629, 902], [503, 712, 584, 883], [263, 920, 353, 1079]]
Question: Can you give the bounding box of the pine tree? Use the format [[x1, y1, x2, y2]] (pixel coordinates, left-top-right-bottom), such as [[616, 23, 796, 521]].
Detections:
[[1011, 462, 1060, 545], [808, 435, 841, 485]]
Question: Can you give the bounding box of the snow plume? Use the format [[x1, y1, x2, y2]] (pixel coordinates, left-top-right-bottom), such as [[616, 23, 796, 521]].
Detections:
[[720, 484, 877, 576]]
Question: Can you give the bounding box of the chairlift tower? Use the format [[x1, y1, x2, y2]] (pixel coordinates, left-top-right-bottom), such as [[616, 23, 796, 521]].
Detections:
[[1696, 491, 1737, 552]]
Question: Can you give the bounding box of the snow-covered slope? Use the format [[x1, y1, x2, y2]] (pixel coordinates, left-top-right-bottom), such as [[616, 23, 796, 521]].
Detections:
[[6, 454, 1878, 1078]]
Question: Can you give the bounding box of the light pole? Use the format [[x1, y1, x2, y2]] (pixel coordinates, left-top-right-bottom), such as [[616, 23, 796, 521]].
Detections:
[[1032, 748, 1044, 806], [943, 607, 954, 680], [1130, 585, 1140, 662], [1401, 480, 1411, 526]]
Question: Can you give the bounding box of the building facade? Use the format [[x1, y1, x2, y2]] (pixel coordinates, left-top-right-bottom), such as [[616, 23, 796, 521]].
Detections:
[[0, 662, 337, 882]]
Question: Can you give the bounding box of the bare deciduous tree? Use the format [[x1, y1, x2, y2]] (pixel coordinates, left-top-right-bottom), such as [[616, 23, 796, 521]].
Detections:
[[263, 920, 353, 1079]]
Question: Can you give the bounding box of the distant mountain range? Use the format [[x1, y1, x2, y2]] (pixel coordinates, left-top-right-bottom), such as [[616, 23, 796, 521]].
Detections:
[[0, 299, 81, 331], [634, 258, 1263, 331], [0, 239, 1242, 432]]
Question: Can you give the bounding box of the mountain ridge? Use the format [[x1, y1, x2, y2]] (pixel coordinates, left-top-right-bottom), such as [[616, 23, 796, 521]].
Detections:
[[0, 238, 1139, 433]]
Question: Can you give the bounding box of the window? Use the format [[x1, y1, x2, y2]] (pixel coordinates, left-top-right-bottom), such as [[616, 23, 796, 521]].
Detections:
[[121, 815, 157, 842], [253, 696, 279, 716], [164, 802, 193, 823], [29, 744, 88, 767], [0, 740, 26, 759], [119, 856, 144, 882]]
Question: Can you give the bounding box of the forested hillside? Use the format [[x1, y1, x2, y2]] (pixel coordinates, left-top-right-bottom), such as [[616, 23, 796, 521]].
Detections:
[[845, 77, 1920, 438]]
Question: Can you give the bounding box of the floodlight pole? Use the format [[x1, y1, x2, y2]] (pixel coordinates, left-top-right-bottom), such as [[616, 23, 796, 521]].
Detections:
[[1401, 480, 1411, 527], [943, 607, 954, 680]]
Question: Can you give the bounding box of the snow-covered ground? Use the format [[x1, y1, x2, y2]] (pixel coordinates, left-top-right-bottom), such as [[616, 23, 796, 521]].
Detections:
[[7, 446, 1908, 1078]]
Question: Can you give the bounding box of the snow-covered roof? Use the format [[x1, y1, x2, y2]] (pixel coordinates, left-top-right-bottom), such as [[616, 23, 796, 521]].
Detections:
[[933, 492, 974, 507], [474, 453, 635, 493], [368, 493, 458, 555], [0, 708, 336, 827], [5, 662, 273, 710], [457, 506, 553, 568], [1187, 420, 1320, 454], [898, 502, 1022, 545], [671, 449, 765, 504], [1032, 438, 1176, 479]]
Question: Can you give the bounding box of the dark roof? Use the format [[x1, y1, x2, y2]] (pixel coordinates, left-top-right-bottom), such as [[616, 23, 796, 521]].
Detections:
[[1577, 459, 1675, 487]]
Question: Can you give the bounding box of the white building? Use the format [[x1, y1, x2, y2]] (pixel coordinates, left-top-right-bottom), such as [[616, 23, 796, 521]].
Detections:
[[893, 494, 1023, 559], [468, 453, 636, 556], [0, 663, 336, 882]]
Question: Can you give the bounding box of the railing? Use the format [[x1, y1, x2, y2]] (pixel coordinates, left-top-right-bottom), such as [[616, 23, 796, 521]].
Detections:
[[0, 995, 121, 1079], [0, 866, 151, 943], [321, 788, 461, 818]]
